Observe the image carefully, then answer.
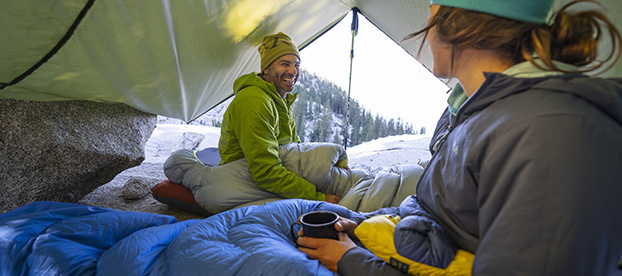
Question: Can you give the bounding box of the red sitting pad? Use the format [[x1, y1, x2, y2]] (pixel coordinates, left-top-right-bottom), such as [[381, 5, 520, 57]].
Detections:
[[151, 180, 211, 217]]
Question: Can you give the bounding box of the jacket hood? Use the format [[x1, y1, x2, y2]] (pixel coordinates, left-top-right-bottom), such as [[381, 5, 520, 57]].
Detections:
[[536, 76, 622, 125], [232, 72, 297, 107], [233, 73, 272, 95], [462, 73, 622, 125]]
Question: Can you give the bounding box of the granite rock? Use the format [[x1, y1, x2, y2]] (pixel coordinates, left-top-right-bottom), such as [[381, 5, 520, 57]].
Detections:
[[0, 99, 157, 213], [122, 176, 156, 200]]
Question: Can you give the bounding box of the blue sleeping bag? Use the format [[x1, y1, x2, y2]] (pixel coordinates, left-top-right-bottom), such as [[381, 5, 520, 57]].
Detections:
[[0, 197, 455, 275], [0, 201, 181, 275]]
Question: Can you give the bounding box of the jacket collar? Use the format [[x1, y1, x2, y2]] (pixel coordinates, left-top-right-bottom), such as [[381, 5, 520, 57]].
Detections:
[[448, 60, 576, 116], [455, 72, 622, 126]]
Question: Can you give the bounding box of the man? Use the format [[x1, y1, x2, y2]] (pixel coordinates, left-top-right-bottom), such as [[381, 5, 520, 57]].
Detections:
[[218, 32, 341, 203]]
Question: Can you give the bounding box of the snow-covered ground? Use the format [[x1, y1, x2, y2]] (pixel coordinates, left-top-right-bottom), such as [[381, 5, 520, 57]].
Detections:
[[346, 133, 431, 171], [145, 124, 222, 163]]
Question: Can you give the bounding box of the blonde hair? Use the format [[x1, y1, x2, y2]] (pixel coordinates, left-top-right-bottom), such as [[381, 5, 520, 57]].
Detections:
[[405, 0, 621, 75]]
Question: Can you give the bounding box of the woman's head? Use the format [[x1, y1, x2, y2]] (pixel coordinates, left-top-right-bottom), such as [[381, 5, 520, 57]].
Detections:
[[407, 0, 621, 78]]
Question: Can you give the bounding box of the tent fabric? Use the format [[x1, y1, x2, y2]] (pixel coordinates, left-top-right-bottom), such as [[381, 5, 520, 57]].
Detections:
[[1, 0, 620, 122]]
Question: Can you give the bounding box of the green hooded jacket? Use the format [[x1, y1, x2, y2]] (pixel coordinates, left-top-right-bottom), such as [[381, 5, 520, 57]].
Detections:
[[218, 73, 326, 201]]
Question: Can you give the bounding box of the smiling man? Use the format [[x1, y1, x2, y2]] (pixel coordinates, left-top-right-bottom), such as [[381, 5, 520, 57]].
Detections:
[[218, 32, 341, 203]]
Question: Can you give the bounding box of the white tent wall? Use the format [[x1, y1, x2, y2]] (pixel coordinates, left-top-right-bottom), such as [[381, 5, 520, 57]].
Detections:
[[1, 0, 620, 123]]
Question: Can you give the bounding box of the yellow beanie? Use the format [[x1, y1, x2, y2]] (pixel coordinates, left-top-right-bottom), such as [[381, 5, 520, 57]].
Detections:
[[258, 32, 300, 72]]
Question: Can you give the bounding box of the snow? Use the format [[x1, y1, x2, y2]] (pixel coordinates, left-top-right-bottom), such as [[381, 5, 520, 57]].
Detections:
[[145, 124, 221, 163], [346, 134, 432, 172]]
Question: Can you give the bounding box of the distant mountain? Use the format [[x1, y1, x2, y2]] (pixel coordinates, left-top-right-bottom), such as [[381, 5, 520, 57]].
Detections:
[[158, 70, 424, 147]]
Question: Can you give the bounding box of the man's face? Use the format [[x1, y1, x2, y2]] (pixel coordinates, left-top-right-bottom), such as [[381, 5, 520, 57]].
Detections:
[[262, 54, 300, 97]]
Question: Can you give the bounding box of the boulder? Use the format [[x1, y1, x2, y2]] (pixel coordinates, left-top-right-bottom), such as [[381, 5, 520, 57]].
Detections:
[[0, 99, 157, 213], [122, 176, 156, 200], [172, 132, 205, 152]]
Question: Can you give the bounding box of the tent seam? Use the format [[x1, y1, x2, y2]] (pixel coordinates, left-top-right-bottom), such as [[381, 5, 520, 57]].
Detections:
[[0, 0, 96, 90]]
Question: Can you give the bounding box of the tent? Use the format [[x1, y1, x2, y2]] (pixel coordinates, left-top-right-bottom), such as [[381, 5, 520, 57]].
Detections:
[[1, 0, 621, 123]]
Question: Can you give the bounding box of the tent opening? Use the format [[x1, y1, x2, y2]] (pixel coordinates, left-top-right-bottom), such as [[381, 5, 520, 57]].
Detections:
[[299, 9, 450, 148], [154, 7, 450, 152]]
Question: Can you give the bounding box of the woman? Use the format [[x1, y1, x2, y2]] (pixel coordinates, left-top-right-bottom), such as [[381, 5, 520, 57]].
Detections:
[[296, 0, 622, 275]]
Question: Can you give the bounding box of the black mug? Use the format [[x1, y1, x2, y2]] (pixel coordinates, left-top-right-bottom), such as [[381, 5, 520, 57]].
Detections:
[[290, 211, 340, 242]]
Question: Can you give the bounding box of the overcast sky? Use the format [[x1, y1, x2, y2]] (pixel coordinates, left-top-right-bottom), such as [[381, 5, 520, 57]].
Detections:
[[300, 12, 449, 132]]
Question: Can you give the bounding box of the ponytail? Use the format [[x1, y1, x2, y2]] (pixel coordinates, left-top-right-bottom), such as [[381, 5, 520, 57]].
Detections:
[[530, 0, 621, 74]]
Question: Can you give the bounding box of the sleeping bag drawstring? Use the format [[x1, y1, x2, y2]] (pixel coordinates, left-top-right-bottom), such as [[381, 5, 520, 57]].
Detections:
[[344, 7, 359, 150]]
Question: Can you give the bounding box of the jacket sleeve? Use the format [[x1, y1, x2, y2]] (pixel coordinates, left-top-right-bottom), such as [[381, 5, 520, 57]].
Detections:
[[472, 113, 622, 275], [232, 89, 325, 201], [337, 247, 408, 276]]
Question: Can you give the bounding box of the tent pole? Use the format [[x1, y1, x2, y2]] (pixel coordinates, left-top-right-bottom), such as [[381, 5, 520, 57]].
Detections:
[[344, 8, 359, 150]]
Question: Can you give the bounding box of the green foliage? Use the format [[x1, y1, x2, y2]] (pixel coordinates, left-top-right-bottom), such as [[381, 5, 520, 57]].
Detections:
[[293, 70, 417, 147]]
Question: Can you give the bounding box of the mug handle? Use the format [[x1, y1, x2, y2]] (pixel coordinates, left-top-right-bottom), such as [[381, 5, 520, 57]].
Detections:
[[290, 221, 302, 244]]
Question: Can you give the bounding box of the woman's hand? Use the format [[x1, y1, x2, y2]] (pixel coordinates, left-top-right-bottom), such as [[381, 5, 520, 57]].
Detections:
[[297, 217, 359, 242], [334, 217, 359, 242], [296, 232, 357, 273], [296, 217, 359, 273]]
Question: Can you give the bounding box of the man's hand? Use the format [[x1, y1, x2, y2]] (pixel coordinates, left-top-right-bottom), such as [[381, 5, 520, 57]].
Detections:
[[297, 232, 357, 273], [324, 194, 341, 203]]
